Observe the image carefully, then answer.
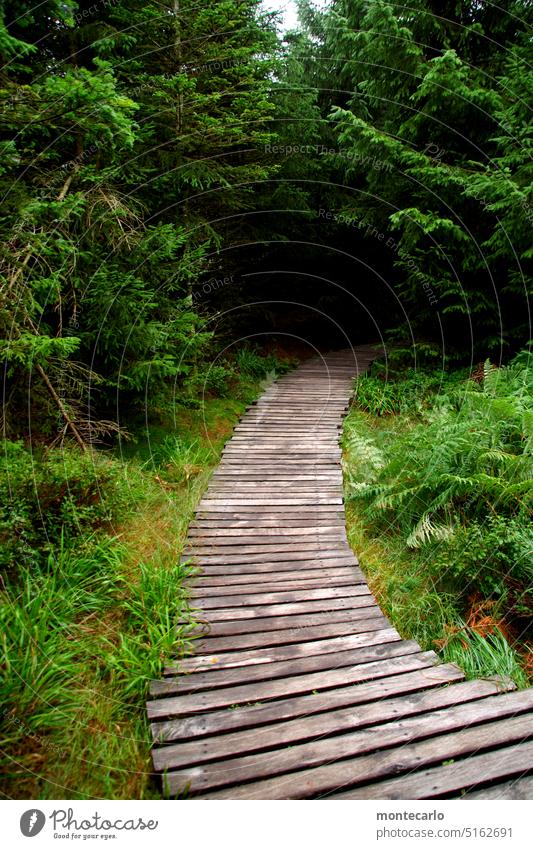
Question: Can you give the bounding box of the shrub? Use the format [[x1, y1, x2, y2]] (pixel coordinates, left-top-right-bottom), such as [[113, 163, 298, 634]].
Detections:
[[201, 364, 235, 396], [234, 346, 286, 378], [0, 441, 131, 572], [353, 366, 466, 417], [429, 516, 533, 606]]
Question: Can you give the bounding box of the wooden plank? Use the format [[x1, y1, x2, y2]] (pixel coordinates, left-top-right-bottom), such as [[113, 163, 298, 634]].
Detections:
[[227, 438, 339, 449], [191, 594, 376, 621], [181, 605, 382, 638], [225, 443, 340, 450], [190, 519, 346, 529], [331, 740, 533, 800], [193, 516, 346, 525], [230, 428, 340, 433], [175, 627, 401, 673], [192, 559, 361, 575], [191, 529, 347, 538], [219, 458, 342, 465], [195, 509, 345, 518], [213, 461, 341, 468], [206, 477, 342, 483], [162, 632, 408, 686], [153, 666, 486, 772], [233, 430, 340, 435], [187, 551, 357, 568], [209, 476, 342, 483], [239, 421, 341, 426], [222, 439, 342, 450], [206, 482, 342, 489], [460, 776, 533, 800], [188, 541, 350, 553], [199, 492, 342, 500], [186, 541, 348, 556], [187, 535, 346, 547], [187, 550, 352, 565], [211, 463, 342, 470], [189, 614, 388, 653], [189, 525, 346, 537], [194, 585, 371, 610], [190, 576, 360, 598], [193, 567, 357, 587], [189, 558, 359, 577], [187, 555, 360, 571], [196, 501, 343, 511], [221, 453, 342, 459], [251, 404, 348, 410], [149, 646, 433, 729], [195, 698, 533, 799], [203, 487, 343, 495]]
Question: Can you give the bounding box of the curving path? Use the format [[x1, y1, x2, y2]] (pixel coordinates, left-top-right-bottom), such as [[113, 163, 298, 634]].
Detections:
[[147, 348, 533, 799]]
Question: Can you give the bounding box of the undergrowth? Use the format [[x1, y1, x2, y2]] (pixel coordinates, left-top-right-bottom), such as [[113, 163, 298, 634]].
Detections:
[[343, 350, 533, 686], [0, 345, 294, 799]]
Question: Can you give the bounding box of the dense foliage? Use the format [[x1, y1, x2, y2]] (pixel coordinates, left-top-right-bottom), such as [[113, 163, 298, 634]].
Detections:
[[279, 0, 533, 357], [343, 354, 532, 679], [0, 0, 279, 440]]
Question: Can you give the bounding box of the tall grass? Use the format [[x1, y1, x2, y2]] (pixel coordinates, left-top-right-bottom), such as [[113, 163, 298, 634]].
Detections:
[[0, 474, 197, 799], [1, 348, 290, 798]]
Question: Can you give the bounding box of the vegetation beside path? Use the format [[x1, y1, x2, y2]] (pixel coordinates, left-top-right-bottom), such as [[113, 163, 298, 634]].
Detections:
[[343, 352, 533, 687], [0, 348, 292, 799]]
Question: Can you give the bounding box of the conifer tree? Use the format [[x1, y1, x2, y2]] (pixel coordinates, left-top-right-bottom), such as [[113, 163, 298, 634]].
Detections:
[[0, 0, 279, 437], [299, 0, 533, 357]]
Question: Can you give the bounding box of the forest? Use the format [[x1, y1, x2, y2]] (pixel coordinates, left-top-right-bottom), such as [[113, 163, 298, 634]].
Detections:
[[0, 0, 532, 799]]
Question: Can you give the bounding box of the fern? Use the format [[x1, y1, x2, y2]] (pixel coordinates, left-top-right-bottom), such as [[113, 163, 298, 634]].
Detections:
[[345, 353, 533, 609]]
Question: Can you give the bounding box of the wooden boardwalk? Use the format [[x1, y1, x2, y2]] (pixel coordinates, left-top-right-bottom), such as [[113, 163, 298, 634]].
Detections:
[[147, 347, 533, 799]]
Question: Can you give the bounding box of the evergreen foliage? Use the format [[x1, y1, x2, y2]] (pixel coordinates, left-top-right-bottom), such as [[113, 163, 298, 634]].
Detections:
[[290, 0, 533, 355], [0, 0, 279, 438]]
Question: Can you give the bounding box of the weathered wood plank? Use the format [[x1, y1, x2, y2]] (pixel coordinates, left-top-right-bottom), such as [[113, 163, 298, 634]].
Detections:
[[460, 776, 533, 800], [149, 647, 434, 728], [186, 552, 361, 568], [193, 560, 361, 577], [189, 574, 354, 592], [193, 584, 371, 609], [188, 558, 359, 577], [191, 594, 376, 621], [174, 628, 401, 673], [331, 740, 533, 800], [162, 632, 410, 686], [153, 667, 492, 772], [193, 566, 357, 587], [189, 525, 346, 546], [196, 700, 533, 799], [179, 605, 382, 638], [190, 512, 344, 528], [188, 614, 388, 653], [195, 501, 343, 511], [186, 541, 349, 557]]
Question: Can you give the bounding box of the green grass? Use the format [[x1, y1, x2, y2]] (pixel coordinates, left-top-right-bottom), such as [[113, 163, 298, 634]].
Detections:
[[442, 627, 529, 688], [344, 502, 461, 652], [1, 349, 293, 799], [1, 537, 194, 799]]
